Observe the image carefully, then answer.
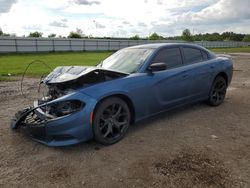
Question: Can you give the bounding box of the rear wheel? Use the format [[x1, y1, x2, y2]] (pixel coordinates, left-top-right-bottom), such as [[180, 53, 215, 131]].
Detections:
[[208, 76, 227, 106], [93, 97, 131, 145]]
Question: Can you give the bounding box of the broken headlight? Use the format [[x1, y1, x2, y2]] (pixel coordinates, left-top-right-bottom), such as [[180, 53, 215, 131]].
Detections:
[[40, 100, 84, 118]]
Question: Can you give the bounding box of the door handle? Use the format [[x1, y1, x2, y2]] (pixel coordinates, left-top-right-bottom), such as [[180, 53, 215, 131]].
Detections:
[[182, 74, 188, 78], [210, 65, 215, 69]]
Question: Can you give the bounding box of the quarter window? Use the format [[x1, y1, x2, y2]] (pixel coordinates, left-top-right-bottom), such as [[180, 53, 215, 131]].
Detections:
[[151, 48, 182, 68], [201, 50, 209, 60], [183, 47, 203, 64]]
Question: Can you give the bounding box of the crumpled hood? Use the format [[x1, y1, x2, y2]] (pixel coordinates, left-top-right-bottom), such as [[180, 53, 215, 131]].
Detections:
[[43, 66, 96, 84], [43, 66, 128, 84]]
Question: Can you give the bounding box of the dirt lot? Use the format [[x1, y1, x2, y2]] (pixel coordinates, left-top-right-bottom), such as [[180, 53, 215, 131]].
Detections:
[[0, 54, 250, 188]]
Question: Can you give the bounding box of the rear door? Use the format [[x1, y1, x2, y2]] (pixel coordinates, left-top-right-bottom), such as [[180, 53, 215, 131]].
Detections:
[[181, 46, 214, 99]]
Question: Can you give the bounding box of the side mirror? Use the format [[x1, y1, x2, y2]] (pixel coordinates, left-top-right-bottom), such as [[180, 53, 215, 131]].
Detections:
[[148, 62, 167, 72]]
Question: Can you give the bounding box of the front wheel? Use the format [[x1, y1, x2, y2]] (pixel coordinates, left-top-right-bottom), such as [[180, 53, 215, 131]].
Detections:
[[93, 97, 131, 145], [208, 76, 227, 106]]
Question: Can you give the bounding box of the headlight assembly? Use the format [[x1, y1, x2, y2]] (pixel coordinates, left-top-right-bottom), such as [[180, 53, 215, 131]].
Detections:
[[40, 100, 85, 118]]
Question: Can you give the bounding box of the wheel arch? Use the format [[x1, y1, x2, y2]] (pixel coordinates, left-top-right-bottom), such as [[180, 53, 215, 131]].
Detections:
[[93, 94, 136, 124], [215, 72, 228, 85]]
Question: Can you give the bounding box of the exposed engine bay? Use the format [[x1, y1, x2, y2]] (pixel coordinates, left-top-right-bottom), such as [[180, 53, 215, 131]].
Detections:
[[11, 66, 128, 129], [39, 66, 128, 101]]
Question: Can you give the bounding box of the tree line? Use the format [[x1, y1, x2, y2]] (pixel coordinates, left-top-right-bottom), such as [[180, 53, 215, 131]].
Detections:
[[171, 29, 250, 42], [131, 29, 250, 42], [1, 28, 250, 42]]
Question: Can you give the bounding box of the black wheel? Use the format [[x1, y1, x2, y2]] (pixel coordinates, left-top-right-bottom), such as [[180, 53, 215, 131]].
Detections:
[[93, 97, 131, 145], [208, 76, 227, 106]]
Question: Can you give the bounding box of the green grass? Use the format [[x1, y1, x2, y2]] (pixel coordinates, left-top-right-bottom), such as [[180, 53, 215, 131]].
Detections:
[[0, 51, 113, 77], [210, 46, 250, 53]]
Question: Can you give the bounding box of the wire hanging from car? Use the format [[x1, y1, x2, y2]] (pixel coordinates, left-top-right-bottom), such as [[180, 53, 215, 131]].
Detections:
[[20, 60, 52, 99]]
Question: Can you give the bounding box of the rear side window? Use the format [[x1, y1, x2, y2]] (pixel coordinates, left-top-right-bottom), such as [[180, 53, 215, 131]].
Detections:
[[201, 50, 209, 60], [183, 47, 203, 64], [151, 47, 182, 68]]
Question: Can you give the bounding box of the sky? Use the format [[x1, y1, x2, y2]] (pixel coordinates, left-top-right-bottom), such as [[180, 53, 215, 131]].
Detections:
[[0, 0, 250, 37]]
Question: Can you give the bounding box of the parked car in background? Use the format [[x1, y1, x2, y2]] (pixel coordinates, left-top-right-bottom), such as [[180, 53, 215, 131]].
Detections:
[[11, 43, 233, 146]]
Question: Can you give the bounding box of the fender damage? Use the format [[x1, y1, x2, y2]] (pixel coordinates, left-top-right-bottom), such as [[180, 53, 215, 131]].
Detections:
[[11, 66, 128, 146]]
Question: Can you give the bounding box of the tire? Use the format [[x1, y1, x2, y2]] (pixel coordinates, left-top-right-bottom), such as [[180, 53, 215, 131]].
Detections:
[[93, 97, 131, 145], [208, 76, 227, 106]]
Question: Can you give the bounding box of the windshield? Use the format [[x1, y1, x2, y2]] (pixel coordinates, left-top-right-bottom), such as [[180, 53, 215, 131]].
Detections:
[[100, 48, 153, 73]]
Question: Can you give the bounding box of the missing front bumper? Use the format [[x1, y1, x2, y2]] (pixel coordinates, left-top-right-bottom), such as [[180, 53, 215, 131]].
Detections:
[[11, 108, 49, 141], [10, 92, 97, 146], [10, 107, 93, 146]]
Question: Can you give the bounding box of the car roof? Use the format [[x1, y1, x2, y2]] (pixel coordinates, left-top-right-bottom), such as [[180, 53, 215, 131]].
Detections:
[[126, 43, 207, 50]]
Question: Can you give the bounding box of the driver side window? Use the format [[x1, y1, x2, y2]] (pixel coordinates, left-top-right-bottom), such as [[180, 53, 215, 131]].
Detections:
[[151, 47, 182, 69]]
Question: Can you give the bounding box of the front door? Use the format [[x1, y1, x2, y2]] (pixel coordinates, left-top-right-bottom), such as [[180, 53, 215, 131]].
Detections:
[[146, 47, 193, 113]]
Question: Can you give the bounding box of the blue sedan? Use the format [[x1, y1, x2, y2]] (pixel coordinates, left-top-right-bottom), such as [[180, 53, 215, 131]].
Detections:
[[11, 43, 233, 146]]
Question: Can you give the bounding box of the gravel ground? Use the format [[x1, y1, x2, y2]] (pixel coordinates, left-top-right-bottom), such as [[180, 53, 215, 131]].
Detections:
[[0, 54, 249, 188]]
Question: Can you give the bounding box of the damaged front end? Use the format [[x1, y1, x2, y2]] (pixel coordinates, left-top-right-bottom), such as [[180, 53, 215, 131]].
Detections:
[[10, 97, 86, 145], [11, 66, 128, 146]]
